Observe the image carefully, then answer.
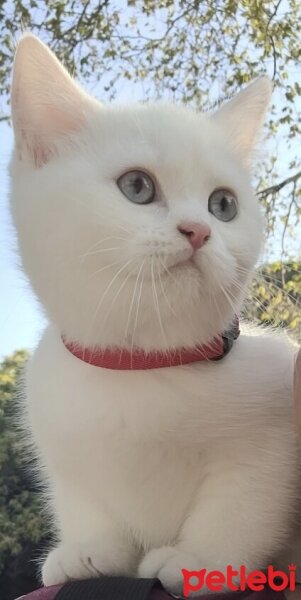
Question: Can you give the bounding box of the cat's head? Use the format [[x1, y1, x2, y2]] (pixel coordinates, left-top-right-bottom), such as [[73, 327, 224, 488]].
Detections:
[[10, 35, 271, 351]]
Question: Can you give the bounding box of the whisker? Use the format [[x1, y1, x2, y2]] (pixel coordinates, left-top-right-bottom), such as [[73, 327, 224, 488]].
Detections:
[[83, 247, 122, 258], [211, 282, 224, 325], [114, 223, 132, 235], [80, 236, 128, 265], [151, 257, 168, 348], [131, 261, 146, 355], [156, 258, 177, 317], [232, 269, 300, 316], [123, 261, 145, 349], [88, 261, 123, 279], [102, 267, 136, 327], [85, 259, 134, 349], [158, 257, 181, 290], [219, 283, 239, 315]]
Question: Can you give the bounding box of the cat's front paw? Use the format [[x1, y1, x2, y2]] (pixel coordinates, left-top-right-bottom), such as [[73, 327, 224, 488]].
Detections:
[[42, 542, 133, 586], [138, 546, 204, 597]]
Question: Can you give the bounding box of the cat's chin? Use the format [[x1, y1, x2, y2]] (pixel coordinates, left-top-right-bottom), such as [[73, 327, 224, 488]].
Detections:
[[169, 257, 202, 277]]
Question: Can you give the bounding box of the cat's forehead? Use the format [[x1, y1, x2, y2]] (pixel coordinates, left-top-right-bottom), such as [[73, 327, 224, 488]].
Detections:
[[89, 102, 231, 184], [94, 103, 216, 151]]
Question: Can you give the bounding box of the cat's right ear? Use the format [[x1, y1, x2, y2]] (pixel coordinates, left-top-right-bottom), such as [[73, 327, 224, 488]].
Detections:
[[11, 34, 96, 168]]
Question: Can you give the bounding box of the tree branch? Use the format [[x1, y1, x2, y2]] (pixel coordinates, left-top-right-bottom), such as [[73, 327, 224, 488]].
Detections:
[[257, 171, 301, 197]]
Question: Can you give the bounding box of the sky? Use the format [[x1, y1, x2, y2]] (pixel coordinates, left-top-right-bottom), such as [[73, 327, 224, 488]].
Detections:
[[0, 121, 46, 359]]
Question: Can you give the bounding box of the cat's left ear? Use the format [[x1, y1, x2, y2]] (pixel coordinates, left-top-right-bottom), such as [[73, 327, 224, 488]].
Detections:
[[212, 77, 272, 164], [11, 34, 97, 168]]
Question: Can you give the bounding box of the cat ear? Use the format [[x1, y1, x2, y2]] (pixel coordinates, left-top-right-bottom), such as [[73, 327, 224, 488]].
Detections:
[[11, 34, 96, 167], [212, 77, 272, 164]]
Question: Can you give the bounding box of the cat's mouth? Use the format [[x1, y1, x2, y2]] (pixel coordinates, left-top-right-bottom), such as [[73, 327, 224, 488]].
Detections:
[[161, 246, 197, 272], [169, 256, 201, 275]]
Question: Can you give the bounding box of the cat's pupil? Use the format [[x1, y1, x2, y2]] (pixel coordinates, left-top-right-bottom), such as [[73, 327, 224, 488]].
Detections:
[[134, 177, 143, 194], [221, 196, 228, 212]]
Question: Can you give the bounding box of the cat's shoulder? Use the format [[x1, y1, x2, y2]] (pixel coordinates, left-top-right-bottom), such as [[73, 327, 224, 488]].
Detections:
[[239, 321, 298, 350], [234, 321, 297, 377]]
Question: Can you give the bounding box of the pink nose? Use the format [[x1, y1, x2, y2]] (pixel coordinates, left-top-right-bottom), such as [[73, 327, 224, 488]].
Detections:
[[178, 221, 211, 250]]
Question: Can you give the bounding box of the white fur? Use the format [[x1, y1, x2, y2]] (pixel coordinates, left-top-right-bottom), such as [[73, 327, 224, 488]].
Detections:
[[10, 35, 301, 595]]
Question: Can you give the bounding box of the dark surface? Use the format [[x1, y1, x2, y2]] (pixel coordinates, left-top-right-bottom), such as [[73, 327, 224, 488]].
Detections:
[[55, 577, 159, 600], [14, 578, 288, 600]]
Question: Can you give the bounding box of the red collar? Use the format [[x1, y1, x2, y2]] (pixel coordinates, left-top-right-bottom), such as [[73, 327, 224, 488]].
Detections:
[[62, 317, 240, 370]]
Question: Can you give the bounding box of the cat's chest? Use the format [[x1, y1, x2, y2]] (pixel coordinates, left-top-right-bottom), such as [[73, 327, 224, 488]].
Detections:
[[26, 326, 296, 545], [27, 325, 295, 445], [79, 435, 205, 545]]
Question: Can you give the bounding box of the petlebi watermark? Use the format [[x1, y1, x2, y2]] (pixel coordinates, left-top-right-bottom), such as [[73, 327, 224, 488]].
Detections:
[[182, 564, 297, 597]]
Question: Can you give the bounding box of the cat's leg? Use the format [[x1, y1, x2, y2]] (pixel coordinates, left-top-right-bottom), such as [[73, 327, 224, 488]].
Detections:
[[138, 460, 292, 596], [42, 484, 138, 586]]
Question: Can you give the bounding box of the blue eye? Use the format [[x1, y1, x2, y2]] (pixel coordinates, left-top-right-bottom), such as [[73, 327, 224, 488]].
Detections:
[[208, 189, 238, 222], [117, 170, 156, 204]]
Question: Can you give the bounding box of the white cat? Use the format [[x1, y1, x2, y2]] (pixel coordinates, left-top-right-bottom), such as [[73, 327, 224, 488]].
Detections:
[[10, 34, 300, 596]]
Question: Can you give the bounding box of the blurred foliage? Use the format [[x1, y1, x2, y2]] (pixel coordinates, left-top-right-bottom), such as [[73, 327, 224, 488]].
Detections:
[[0, 351, 49, 600], [0, 0, 300, 247], [0, 0, 301, 107], [244, 261, 301, 341]]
